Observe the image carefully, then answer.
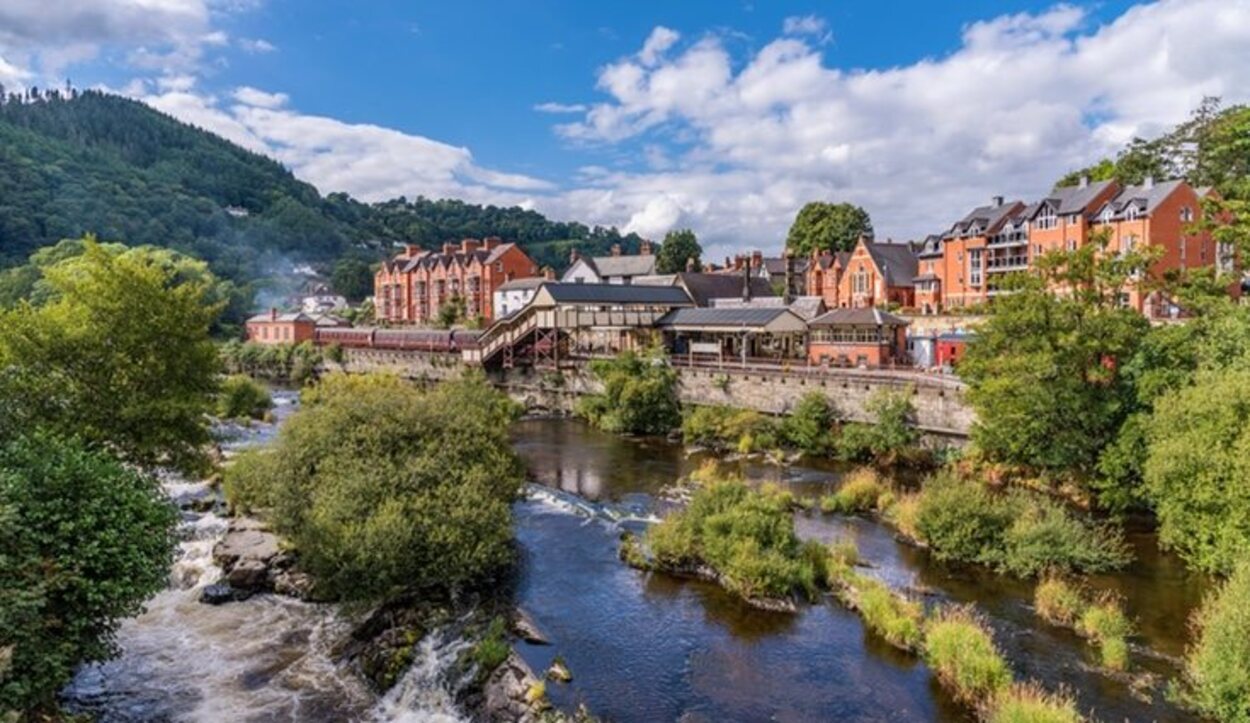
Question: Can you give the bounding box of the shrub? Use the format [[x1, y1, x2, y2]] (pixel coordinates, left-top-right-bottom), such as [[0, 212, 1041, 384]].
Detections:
[[1182, 562, 1250, 723], [998, 497, 1131, 577], [224, 372, 524, 602], [0, 433, 178, 715], [578, 348, 681, 435], [820, 468, 885, 515], [923, 606, 1013, 705], [781, 392, 837, 454], [217, 374, 272, 420], [915, 473, 1016, 566], [646, 477, 820, 601], [883, 492, 923, 542], [472, 616, 510, 675], [850, 575, 924, 651], [828, 538, 860, 568], [1033, 577, 1085, 627], [1077, 595, 1133, 671], [987, 683, 1083, 723], [682, 405, 780, 454], [835, 387, 923, 465]]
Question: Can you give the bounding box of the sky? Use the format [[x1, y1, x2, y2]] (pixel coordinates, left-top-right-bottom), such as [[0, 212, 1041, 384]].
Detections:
[[2, 0, 1250, 259]]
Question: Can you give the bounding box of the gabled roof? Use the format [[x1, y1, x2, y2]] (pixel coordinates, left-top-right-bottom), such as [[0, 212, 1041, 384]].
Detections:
[[1031, 179, 1117, 217], [656, 307, 808, 333], [673, 272, 777, 307], [915, 234, 945, 258], [247, 311, 314, 323], [1095, 179, 1186, 221], [863, 241, 919, 287], [533, 282, 692, 306], [809, 307, 910, 327], [946, 200, 1025, 239], [709, 296, 828, 321], [586, 254, 656, 279], [496, 277, 546, 292]]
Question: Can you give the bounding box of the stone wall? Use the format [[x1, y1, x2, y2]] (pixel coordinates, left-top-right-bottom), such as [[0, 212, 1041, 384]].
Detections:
[[335, 349, 974, 437]]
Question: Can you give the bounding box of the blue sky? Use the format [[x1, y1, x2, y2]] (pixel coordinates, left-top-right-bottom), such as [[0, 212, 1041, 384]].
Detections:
[[1, 0, 1248, 256]]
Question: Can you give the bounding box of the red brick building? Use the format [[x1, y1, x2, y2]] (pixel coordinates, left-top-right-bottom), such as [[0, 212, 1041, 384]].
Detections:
[[807, 307, 910, 368], [804, 238, 918, 310], [246, 309, 316, 345], [374, 237, 539, 325]]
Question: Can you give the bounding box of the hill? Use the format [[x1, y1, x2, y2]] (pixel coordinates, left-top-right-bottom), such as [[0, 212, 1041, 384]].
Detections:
[[0, 91, 642, 289]]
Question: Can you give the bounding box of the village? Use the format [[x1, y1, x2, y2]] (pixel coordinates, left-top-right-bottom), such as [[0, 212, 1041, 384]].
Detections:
[[247, 175, 1240, 376]]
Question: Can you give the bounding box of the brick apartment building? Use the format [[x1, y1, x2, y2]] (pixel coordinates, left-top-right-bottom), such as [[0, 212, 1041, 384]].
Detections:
[[374, 237, 539, 325]]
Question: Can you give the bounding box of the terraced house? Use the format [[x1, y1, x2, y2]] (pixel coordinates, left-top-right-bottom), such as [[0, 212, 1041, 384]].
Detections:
[[374, 238, 539, 325]]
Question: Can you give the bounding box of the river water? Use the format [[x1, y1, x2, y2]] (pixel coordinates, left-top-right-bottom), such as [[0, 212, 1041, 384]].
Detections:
[[63, 410, 1206, 722]]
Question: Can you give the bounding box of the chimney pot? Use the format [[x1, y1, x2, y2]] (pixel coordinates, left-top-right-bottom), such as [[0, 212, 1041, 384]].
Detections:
[[992, 195, 1004, 207], [442, 242, 456, 255], [404, 243, 420, 257], [685, 256, 696, 272], [569, 248, 580, 264], [639, 240, 653, 256], [1079, 175, 1089, 188], [1143, 175, 1154, 189], [270, 307, 278, 321], [543, 266, 556, 280], [610, 243, 621, 256]]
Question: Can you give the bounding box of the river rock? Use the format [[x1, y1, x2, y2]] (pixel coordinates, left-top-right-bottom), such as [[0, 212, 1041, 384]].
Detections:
[[226, 558, 270, 590], [511, 608, 549, 646], [546, 658, 572, 683], [199, 583, 235, 605], [271, 569, 317, 600], [481, 651, 547, 723], [212, 517, 280, 570]]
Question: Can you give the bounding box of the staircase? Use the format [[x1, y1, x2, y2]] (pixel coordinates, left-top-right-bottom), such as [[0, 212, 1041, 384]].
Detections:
[[462, 307, 540, 366]]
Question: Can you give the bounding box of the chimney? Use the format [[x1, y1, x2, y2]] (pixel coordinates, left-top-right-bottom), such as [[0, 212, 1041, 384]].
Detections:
[[1079, 175, 1089, 189], [751, 249, 763, 268], [543, 266, 556, 280], [724, 255, 732, 269], [610, 243, 622, 257], [639, 240, 653, 256], [442, 242, 456, 255], [269, 307, 278, 321], [1143, 176, 1154, 189], [733, 254, 744, 271], [685, 256, 696, 272], [742, 255, 753, 301], [483, 236, 502, 250], [992, 195, 1004, 207], [783, 252, 795, 305], [569, 248, 580, 265], [404, 243, 420, 257], [460, 238, 480, 254]]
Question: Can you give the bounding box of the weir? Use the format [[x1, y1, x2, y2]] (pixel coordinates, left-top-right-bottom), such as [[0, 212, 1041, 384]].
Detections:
[[331, 347, 974, 437]]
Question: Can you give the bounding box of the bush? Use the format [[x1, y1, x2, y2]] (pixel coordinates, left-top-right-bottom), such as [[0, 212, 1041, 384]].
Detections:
[[1077, 595, 1133, 671], [646, 477, 820, 601], [1033, 577, 1085, 627], [915, 473, 1016, 565], [834, 387, 923, 465], [0, 433, 178, 715], [217, 374, 272, 420], [987, 683, 1083, 723], [883, 492, 922, 542], [682, 405, 780, 454], [781, 392, 837, 454], [578, 348, 681, 435], [923, 606, 1013, 705], [224, 372, 524, 602], [1182, 562, 1250, 723], [998, 497, 1131, 577], [471, 616, 510, 675], [820, 468, 886, 515]]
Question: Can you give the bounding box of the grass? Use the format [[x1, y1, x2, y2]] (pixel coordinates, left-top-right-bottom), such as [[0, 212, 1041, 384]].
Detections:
[[883, 491, 923, 542], [820, 468, 887, 515], [923, 606, 1013, 705], [986, 683, 1084, 723], [846, 574, 925, 651], [1034, 577, 1086, 627], [471, 616, 510, 676], [1077, 595, 1133, 671]]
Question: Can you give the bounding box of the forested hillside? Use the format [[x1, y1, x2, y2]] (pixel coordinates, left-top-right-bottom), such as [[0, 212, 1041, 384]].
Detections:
[[0, 91, 641, 288]]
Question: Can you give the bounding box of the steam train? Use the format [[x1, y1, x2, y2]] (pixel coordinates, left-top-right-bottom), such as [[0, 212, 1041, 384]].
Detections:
[[313, 327, 481, 352]]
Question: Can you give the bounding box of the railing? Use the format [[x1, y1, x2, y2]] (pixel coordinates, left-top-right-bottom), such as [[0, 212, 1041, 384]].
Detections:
[[985, 255, 1028, 272]]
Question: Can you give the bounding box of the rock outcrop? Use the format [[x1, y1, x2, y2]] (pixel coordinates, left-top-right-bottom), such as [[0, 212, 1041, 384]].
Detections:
[[205, 517, 315, 602]]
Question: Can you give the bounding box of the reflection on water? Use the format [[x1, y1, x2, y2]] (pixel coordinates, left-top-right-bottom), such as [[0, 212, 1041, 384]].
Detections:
[[512, 418, 1203, 723]]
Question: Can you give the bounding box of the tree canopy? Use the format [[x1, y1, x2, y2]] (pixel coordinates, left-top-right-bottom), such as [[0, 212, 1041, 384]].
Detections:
[[655, 229, 703, 274], [785, 202, 873, 256]]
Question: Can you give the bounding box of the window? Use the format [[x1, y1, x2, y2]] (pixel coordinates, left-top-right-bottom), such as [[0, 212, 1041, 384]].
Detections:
[[968, 248, 983, 287], [1067, 214, 1081, 227], [852, 269, 869, 294], [1125, 205, 1140, 221], [1180, 206, 1194, 223], [1099, 206, 1114, 224], [1121, 234, 1138, 254], [1036, 206, 1057, 230], [1066, 239, 1077, 251]]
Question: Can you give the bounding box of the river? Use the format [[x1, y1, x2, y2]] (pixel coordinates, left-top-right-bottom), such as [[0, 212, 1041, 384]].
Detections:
[[63, 408, 1206, 722]]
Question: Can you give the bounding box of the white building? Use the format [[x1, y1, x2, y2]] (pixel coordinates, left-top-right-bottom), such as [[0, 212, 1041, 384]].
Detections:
[[492, 277, 546, 319], [301, 293, 348, 314], [562, 242, 657, 285]]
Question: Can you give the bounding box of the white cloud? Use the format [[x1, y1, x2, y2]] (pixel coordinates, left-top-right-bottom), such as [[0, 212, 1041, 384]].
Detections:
[[533, 101, 588, 113], [638, 26, 680, 67], [237, 37, 276, 53], [782, 15, 832, 45], [549, 0, 1250, 254], [232, 85, 288, 108]]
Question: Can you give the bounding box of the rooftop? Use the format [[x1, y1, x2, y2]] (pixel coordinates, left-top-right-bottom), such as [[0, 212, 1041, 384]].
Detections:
[[535, 282, 693, 306], [809, 307, 909, 327]]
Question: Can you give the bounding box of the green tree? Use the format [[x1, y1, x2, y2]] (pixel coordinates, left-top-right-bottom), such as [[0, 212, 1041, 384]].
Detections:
[[655, 229, 702, 274], [331, 256, 375, 301], [0, 433, 177, 715], [437, 294, 467, 328], [224, 372, 524, 601], [0, 240, 222, 474], [1181, 562, 1250, 722], [1142, 370, 1250, 574], [784, 202, 873, 256], [577, 347, 681, 435]]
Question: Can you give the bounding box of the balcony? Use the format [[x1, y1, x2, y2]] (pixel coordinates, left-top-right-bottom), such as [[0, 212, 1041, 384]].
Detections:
[[987, 233, 1028, 247], [985, 255, 1029, 273]]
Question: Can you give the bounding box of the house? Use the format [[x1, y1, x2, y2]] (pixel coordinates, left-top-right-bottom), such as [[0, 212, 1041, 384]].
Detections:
[[656, 307, 809, 364], [374, 237, 539, 325], [301, 292, 348, 315], [836, 237, 919, 309], [940, 197, 1026, 309], [562, 241, 656, 284], [806, 307, 910, 368], [492, 276, 548, 319], [246, 309, 316, 345], [805, 250, 851, 310]]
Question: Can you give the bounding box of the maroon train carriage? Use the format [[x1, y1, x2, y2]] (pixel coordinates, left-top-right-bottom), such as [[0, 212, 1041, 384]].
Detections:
[[314, 327, 481, 353]]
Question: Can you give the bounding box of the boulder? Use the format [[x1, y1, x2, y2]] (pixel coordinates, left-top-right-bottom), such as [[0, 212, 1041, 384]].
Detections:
[[226, 558, 270, 590], [212, 517, 280, 570], [481, 651, 545, 723], [199, 583, 235, 605], [511, 608, 550, 646], [546, 658, 572, 683]]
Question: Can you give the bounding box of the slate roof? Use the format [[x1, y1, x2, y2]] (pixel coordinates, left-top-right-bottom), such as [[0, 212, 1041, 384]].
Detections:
[[496, 278, 546, 292], [709, 296, 828, 321], [760, 256, 810, 276], [583, 254, 657, 279], [247, 311, 314, 323], [1094, 180, 1186, 221], [538, 282, 692, 306], [674, 272, 777, 307], [915, 234, 944, 258], [1031, 179, 1117, 217], [946, 200, 1025, 238], [655, 307, 800, 328], [864, 241, 919, 287], [809, 307, 909, 327]]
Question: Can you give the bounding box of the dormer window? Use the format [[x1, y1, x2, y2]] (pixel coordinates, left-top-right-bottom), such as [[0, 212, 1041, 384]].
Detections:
[[1100, 207, 1114, 224], [1036, 207, 1057, 230], [1125, 206, 1140, 221]]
